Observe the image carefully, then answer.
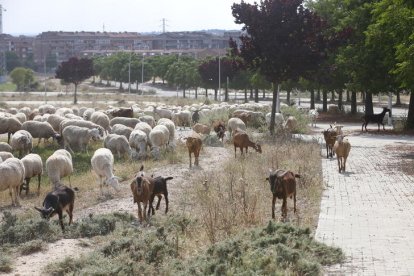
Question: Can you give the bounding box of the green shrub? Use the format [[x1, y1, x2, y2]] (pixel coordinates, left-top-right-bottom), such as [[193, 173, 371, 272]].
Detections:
[[281, 105, 311, 134], [19, 239, 45, 255], [0, 255, 12, 273]]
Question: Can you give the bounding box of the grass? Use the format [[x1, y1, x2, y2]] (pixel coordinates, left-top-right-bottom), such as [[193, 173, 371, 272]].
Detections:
[[0, 82, 17, 92], [0, 255, 12, 273], [19, 239, 46, 255]]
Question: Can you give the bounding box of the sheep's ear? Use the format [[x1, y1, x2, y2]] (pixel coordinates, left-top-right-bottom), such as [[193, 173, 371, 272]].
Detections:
[[34, 206, 42, 212], [139, 165, 144, 171]]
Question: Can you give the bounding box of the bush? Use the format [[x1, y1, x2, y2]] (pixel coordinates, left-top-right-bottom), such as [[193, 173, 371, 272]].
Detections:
[[19, 239, 45, 255], [281, 105, 311, 134], [0, 255, 12, 273]]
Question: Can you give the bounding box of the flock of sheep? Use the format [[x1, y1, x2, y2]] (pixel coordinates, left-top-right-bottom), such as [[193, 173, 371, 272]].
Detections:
[[0, 101, 316, 227]]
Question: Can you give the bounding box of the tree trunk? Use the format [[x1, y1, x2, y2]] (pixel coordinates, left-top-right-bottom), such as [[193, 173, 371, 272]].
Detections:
[[244, 89, 248, 103], [119, 82, 123, 91], [183, 88, 186, 98], [310, 89, 315, 110], [330, 90, 335, 102], [225, 86, 229, 102], [322, 89, 328, 112], [365, 92, 373, 115], [205, 88, 208, 98], [406, 91, 414, 130], [263, 89, 266, 99], [351, 91, 357, 114], [316, 89, 321, 101], [287, 89, 291, 105], [346, 90, 350, 102], [74, 83, 78, 105], [250, 88, 253, 99], [195, 87, 198, 99], [254, 88, 259, 103], [338, 90, 343, 111], [269, 83, 278, 135], [214, 89, 218, 101], [396, 91, 401, 106], [362, 91, 365, 103]]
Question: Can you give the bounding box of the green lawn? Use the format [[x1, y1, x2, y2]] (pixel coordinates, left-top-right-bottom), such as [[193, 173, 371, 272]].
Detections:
[[0, 82, 16, 92]]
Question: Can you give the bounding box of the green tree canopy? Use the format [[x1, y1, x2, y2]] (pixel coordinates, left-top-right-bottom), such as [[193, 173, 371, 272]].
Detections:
[[9, 67, 35, 92]]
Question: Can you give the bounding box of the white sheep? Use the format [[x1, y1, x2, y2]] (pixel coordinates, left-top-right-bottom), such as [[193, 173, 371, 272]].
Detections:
[[60, 119, 104, 137], [21, 121, 61, 145], [82, 108, 95, 120], [91, 148, 121, 194], [110, 124, 133, 140], [154, 106, 174, 120], [47, 114, 68, 132], [0, 116, 22, 143], [62, 125, 101, 155], [134, 121, 152, 138], [38, 104, 56, 115], [20, 153, 43, 195], [109, 117, 140, 129], [104, 133, 132, 159], [18, 107, 32, 117], [138, 115, 156, 128], [91, 111, 111, 134], [309, 109, 319, 128], [157, 118, 176, 148], [265, 112, 285, 128], [7, 108, 17, 114], [64, 113, 83, 120], [129, 129, 148, 159], [0, 157, 25, 206], [46, 149, 73, 189], [149, 125, 170, 160], [10, 130, 33, 158], [55, 107, 73, 117], [0, 142, 12, 152], [284, 116, 298, 132], [14, 112, 27, 124], [227, 117, 247, 137], [174, 110, 192, 129], [0, 151, 14, 161], [33, 114, 50, 122]]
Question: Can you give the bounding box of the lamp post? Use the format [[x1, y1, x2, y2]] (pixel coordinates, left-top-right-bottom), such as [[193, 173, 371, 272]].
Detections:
[[218, 52, 221, 102], [128, 48, 131, 94], [44, 58, 47, 103], [141, 52, 144, 95]]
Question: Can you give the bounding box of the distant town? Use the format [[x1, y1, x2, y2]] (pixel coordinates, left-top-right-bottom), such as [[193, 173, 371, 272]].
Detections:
[[0, 30, 241, 74]]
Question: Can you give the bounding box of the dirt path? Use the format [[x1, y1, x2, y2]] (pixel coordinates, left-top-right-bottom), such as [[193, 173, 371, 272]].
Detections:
[[5, 146, 231, 275]]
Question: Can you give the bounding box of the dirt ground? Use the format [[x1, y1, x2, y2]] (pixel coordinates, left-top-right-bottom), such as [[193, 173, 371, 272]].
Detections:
[[3, 145, 231, 275]]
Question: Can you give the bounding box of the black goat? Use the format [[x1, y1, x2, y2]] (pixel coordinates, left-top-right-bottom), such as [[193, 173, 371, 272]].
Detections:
[[192, 110, 200, 124], [35, 186, 77, 231], [362, 107, 390, 131], [148, 176, 173, 215]]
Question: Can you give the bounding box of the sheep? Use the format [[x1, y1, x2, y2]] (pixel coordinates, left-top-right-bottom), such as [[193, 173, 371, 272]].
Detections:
[[47, 114, 67, 132], [107, 107, 133, 118], [0, 142, 12, 152], [154, 106, 174, 120], [110, 124, 133, 140], [149, 125, 170, 160], [46, 149, 73, 189], [62, 126, 101, 155], [14, 112, 27, 124], [60, 119, 105, 137], [35, 185, 76, 231], [21, 121, 62, 146], [129, 129, 148, 159], [138, 115, 156, 128], [38, 104, 56, 115], [65, 113, 83, 120], [33, 114, 50, 122], [148, 176, 174, 215], [266, 112, 285, 128], [185, 132, 202, 168], [55, 107, 73, 117], [266, 169, 300, 219], [0, 151, 14, 161], [157, 118, 175, 146], [20, 153, 43, 195], [174, 110, 192, 129], [309, 109, 319, 128], [192, 123, 211, 135], [234, 112, 251, 125], [334, 135, 351, 173], [82, 108, 95, 120], [10, 130, 33, 158], [91, 111, 111, 134], [322, 126, 337, 158], [0, 157, 25, 206], [130, 165, 154, 223], [227, 117, 247, 137], [109, 117, 140, 129], [79, 107, 89, 118], [134, 121, 152, 137], [91, 148, 121, 194], [18, 107, 31, 117], [233, 130, 262, 158], [362, 107, 391, 132], [0, 116, 22, 143], [104, 133, 132, 159], [284, 116, 298, 132]]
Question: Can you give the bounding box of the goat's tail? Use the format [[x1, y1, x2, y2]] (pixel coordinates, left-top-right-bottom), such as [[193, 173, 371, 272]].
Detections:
[[73, 187, 79, 192], [294, 174, 301, 178]]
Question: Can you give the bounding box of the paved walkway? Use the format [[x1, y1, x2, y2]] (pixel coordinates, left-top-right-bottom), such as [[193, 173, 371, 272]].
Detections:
[[315, 129, 414, 275]]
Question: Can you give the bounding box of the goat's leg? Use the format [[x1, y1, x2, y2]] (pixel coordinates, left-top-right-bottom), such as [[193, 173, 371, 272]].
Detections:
[[282, 198, 287, 218], [58, 211, 65, 231], [137, 202, 143, 223], [343, 157, 347, 172], [382, 122, 385, 130], [272, 195, 276, 219], [337, 156, 341, 173], [14, 186, 20, 206], [143, 202, 148, 221], [148, 194, 155, 216], [293, 192, 297, 213], [189, 152, 192, 168], [155, 195, 162, 210], [37, 174, 41, 196], [234, 146, 237, 158], [9, 186, 14, 206], [164, 192, 169, 214], [68, 203, 74, 225]]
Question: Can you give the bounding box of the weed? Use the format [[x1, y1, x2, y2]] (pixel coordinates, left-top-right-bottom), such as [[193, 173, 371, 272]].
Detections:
[[0, 255, 12, 273], [281, 105, 311, 134], [19, 239, 45, 255]]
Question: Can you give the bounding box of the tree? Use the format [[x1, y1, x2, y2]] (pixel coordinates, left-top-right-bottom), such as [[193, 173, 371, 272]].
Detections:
[[9, 67, 35, 91], [5, 52, 21, 73], [55, 57, 94, 104], [165, 59, 200, 98], [231, 0, 333, 134]]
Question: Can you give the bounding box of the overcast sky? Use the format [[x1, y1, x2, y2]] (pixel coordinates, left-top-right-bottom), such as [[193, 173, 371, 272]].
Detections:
[[2, 0, 256, 35]]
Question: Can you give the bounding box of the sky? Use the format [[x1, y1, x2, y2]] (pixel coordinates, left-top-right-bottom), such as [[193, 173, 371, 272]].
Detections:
[[2, 0, 257, 35]]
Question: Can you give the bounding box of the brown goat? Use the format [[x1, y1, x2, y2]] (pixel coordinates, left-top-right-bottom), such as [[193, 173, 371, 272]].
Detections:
[[212, 120, 226, 142], [322, 125, 337, 158], [109, 107, 133, 118], [266, 169, 300, 219], [185, 133, 202, 168], [235, 112, 251, 125], [130, 165, 154, 223], [192, 123, 211, 135], [233, 131, 262, 158]]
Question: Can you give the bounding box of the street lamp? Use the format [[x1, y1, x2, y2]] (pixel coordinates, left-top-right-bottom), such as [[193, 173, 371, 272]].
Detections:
[[128, 47, 132, 94]]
